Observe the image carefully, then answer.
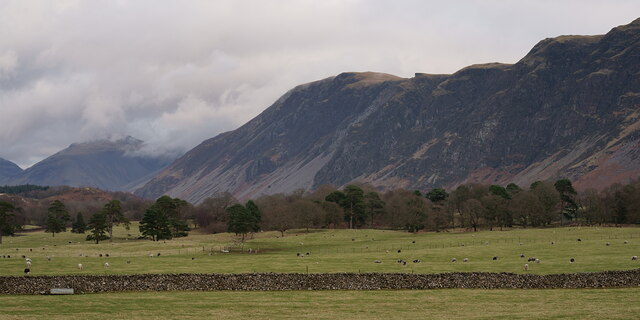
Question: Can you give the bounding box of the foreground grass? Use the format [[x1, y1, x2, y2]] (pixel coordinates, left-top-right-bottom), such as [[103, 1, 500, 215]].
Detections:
[[0, 225, 639, 275], [0, 288, 639, 319]]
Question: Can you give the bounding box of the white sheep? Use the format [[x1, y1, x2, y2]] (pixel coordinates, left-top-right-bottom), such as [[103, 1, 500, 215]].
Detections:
[[451, 258, 457, 263], [523, 264, 529, 271], [535, 258, 540, 264], [104, 262, 110, 268], [78, 263, 83, 270], [463, 258, 469, 262], [26, 261, 31, 268], [632, 256, 638, 261], [606, 242, 611, 246]]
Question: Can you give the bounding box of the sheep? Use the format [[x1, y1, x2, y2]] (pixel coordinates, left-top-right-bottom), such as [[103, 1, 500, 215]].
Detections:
[[24, 268, 30, 275], [26, 261, 31, 268], [306, 252, 310, 256], [99, 254, 103, 257], [105, 254, 110, 257], [577, 238, 582, 242], [535, 258, 541, 264], [520, 254, 525, 258], [127, 260, 131, 264], [413, 259, 421, 263], [551, 241, 555, 245], [412, 240, 415, 244], [570, 258, 575, 263], [191, 257, 195, 260], [463, 258, 469, 263], [523, 264, 529, 271], [397, 249, 402, 253], [606, 242, 611, 246], [78, 263, 83, 270], [296, 252, 301, 257], [527, 257, 536, 262], [373, 260, 382, 264], [104, 262, 110, 268], [157, 253, 161, 257], [492, 256, 498, 260], [402, 261, 407, 266], [149, 254, 154, 258], [46, 256, 51, 261], [624, 240, 629, 244], [451, 258, 457, 263], [632, 256, 638, 261]]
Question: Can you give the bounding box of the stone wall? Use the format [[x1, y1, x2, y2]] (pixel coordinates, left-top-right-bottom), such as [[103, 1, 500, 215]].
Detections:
[[1, 269, 639, 294]]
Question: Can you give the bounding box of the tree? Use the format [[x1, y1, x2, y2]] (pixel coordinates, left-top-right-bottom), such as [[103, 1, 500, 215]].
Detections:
[[555, 179, 578, 223], [196, 192, 237, 232], [227, 204, 254, 241], [102, 200, 129, 242], [139, 206, 171, 241], [364, 191, 385, 227], [86, 211, 108, 244], [245, 200, 261, 232], [45, 200, 70, 237], [325, 186, 365, 229], [71, 212, 87, 233], [426, 188, 449, 203], [0, 200, 21, 244], [531, 181, 560, 225], [461, 198, 483, 232]]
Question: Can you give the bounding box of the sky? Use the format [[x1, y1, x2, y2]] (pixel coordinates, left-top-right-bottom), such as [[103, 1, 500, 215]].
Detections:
[[1, 0, 639, 168]]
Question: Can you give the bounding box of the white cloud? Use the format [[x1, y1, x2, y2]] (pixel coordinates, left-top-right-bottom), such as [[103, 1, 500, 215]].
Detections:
[[0, 0, 639, 168]]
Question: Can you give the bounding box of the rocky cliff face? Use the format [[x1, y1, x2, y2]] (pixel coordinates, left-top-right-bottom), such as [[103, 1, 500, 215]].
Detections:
[[0, 158, 22, 183], [8, 137, 173, 191], [137, 18, 640, 204]]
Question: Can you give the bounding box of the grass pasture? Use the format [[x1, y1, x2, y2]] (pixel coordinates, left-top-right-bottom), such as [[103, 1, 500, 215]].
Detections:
[[0, 288, 639, 319], [1, 226, 640, 319], [0, 225, 638, 276]]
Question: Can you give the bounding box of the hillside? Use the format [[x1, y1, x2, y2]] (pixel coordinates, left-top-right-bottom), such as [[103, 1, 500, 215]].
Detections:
[[0, 158, 22, 183], [8, 137, 173, 191], [137, 18, 640, 204]]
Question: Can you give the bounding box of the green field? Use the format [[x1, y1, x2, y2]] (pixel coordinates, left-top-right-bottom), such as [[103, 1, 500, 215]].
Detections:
[[0, 225, 638, 276], [1, 288, 639, 319], [2, 226, 640, 319]]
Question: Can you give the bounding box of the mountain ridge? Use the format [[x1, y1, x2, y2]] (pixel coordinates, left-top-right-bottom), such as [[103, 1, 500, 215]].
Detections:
[[136, 18, 640, 204]]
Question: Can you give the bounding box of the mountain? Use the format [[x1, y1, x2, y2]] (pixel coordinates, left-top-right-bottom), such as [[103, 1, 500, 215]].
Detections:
[[137, 18, 640, 204], [0, 158, 23, 183], [8, 137, 174, 191]]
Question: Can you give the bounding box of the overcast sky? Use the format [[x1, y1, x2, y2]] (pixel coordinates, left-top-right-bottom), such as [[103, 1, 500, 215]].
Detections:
[[1, 0, 639, 168]]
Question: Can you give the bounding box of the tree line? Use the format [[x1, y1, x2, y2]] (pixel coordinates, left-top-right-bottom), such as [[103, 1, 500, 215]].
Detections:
[[192, 179, 640, 236]]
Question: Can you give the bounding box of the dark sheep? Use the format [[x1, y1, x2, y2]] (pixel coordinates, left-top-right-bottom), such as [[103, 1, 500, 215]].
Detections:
[[528, 257, 536, 262], [577, 239, 581, 242], [24, 268, 30, 275], [632, 256, 638, 261], [413, 259, 421, 263], [492, 256, 498, 260], [520, 254, 525, 258], [570, 258, 575, 263], [157, 253, 161, 257], [397, 250, 401, 253], [296, 253, 301, 257]]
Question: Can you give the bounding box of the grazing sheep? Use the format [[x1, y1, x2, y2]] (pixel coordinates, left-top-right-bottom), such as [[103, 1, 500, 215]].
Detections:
[[413, 259, 421, 263], [624, 240, 629, 244], [397, 259, 404, 264], [221, 249, 229, 253], [451, 258, 457, 263], [551, 241, 555, 245], [24, 268, 30, 275], [306, 252, 310, 256], [78, 263, 83, 270], [528, 257, 536, 262], [412, 241, 415, 244], [577, 238, 582, 242], [535, 259, 540, 264], [523, 264, 529, 271], [606, 242, 611, 246], [99, 254, 103, 257], [46, 256, 51, 261], [397, 249, 402, 253], [373, 260, 382, 264], [520, 254, 525, 258], [632, 256, 638, 261], [149, 254, 154, 258], [570, 258, 575, 263], [296, 252, 301, 257], [157, 253, 161, 257], [105, 254, 110, 257], [26, 261, 31, 268], [463, 258, 469, 263], [191, 257, 195, 260], [126, 260, 131, 264], [492, 256, 498, 260], [104, 262, 110, 268]]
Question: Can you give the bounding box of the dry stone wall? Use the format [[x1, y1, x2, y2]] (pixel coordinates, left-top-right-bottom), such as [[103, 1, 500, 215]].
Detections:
[[1, 269, 639, 294]]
